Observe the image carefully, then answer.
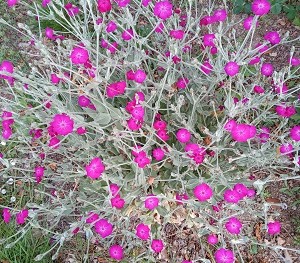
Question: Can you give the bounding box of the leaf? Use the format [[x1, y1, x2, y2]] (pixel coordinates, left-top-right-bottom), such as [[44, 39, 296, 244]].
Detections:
[[292, 16, 300, 26], [233, 6, 243, 14], [271, 3, 282, 14], [244, 3, 252, 13]]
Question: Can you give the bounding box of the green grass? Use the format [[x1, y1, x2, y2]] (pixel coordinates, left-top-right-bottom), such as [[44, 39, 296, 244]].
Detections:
[[0, 222, 53, 263]]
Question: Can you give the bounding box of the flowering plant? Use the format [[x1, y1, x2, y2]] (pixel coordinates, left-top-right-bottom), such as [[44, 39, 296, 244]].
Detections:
[[0, 0, 299, 262]]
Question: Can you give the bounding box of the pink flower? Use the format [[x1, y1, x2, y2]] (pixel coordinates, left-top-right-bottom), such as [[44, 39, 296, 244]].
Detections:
[[85, 157, 105, 179], [175, 193, 189, 205], [127, 117, 142, 130], [142, 0, 151, 7], [261, 63, 273, 76], [122, 29, 134, 41], [42, 0, 51, 7], [153, 120, 167, 130], [176, 77, 189, 89], [2, 208, 11, 224], [86, 212, 99, 224], [224, 119, 237, 132], [249, 56, 260, 65], [16, 209, 29, 225], [126, 69, 135, 80], [70, 46, 89, 65], [134, 151, 151, 168], [253, 85, 264, 94], [45, 27, 55, 40], [274, 84, 288, 94], [231, 123, 256, 142], [243, 16, 257, 30], [157, 129, 169, 141], [290, 126, 300, 141], [116, 0, 130, 7], [182, 261, 192, 263], [107, 81, 126, 98], [213, 9, 227, 22], [170, 30, 185, 40], [275, 105, 296, 118], [207, 234, 218, 245], [78, 95, 91, 107], [111, 196, 125, 209], [233, 183, 248, 199], [151, 239, 164, 253], [50, 113, 74, 135], [7, 0, 18, 7], [251, 0, 271, 16], [224, 62, 239, 77], [267, 221, 281, 235], [109, 244, 123, 261], [203, 34, 215, 47], [110, 183, 120, 197], [247, 189, 256, 198], [176, 128, 191, 143], [214, 248, 235, 263], [225, 217, 242, 235], [97, 0, 112, 13], [136, 223, 150, 240], [94, 219, 113, 238], [279, 143, 294, 156], [264, 31, 280, 45], [153, 1, 173, 20], [49, 137, 60, 149], [106, 21, 117, 33], [224, 189, 240, 203], [193, 183, 213, 202], [0, 60, 14, 85], [65, 3, 80, 16], [108, 42, 118, 53], [155, 22, 165, 33], [51, 73, 61, 84], [152, 148, 165, 161], [134, 69, 147, 83], [2, 127, 13, 140], [200, 61, 213, 75], [144, 195, 159, 210], [290, 56, 300, 67], [35, 166, 45, 184]]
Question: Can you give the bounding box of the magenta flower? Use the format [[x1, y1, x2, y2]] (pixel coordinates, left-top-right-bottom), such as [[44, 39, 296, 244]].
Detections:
[[155, 22, 165, 33], [231, 123, 256, 142], [249, 56, 260, 65], [78, 95, 91, 107], [127, 117, 142, 131], [85, 157, 105, 179], [224, 62, 239, 77], [51, 73, 61, 84], [109, 183, 120, 197], [176, 77, 189, 89], [142, 0, 151, 7], [193, 183, 213, 202], [176, 128, 191, 143], [45, 27, 55, 40], [275, 105, 296, 118], [207, 234, 218, 245], [65, 3, 80, 16], [134, 69, 147, 83], [151, 239, 164, 253], [122, 29, 134, 41], [153, 120, 167, 130], [2, 127, 13, 140], [111, 196, 125, 209], [109, 244, 123, 261], [152, 148, 165, 161], [136, 223, 150, 240], [203, 34, 216, 47], [34, 166, 45, 184], [182, 261, 192, 263], [224, 189, 241, 203], [213, 9, 227, 22], [0, 60, 14, 85], [97, 0, 112, 13], [16, 209, 29, 225], [153, 1, 173, 20], [157, 129, 170, 141], [86, 212, 99, 224], [247, 189, 256, 198], [233, 183, 248, 199], [279, 143, 294, 156], [267, 221, 281, 235], [42, 0, 51, 7], [70, 46, 89, 65], [106, 21, 117, 33], [264, 31, 280, 45], [7, 0, 18, 7], [224, 119, 237, 132], [243, 16, 257, 30], [175, 192, 189, 205], [290, 126, 300, 141], [144, 195, 159, 210], [134, 151, 151, 168], [251, 0, 271, 16], [50, 113, 74, 135], [94, 219, 113, 238], [131, 106, 145, 120], [290, 56, 300, 67], [106, 81, 126, 98], [48, 137, 60, 149], [261, 63, 273, 76], [214, 248, 235, 263], [200, 61, 213, 75], [2, 208, 11, 224], [225, 217, 242, 235], [170, 30, 185, 40], [253, 85, 264, 94]]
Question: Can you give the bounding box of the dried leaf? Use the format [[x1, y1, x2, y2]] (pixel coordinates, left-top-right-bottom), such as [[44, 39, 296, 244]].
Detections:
[[254, 222, 262, 241]]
